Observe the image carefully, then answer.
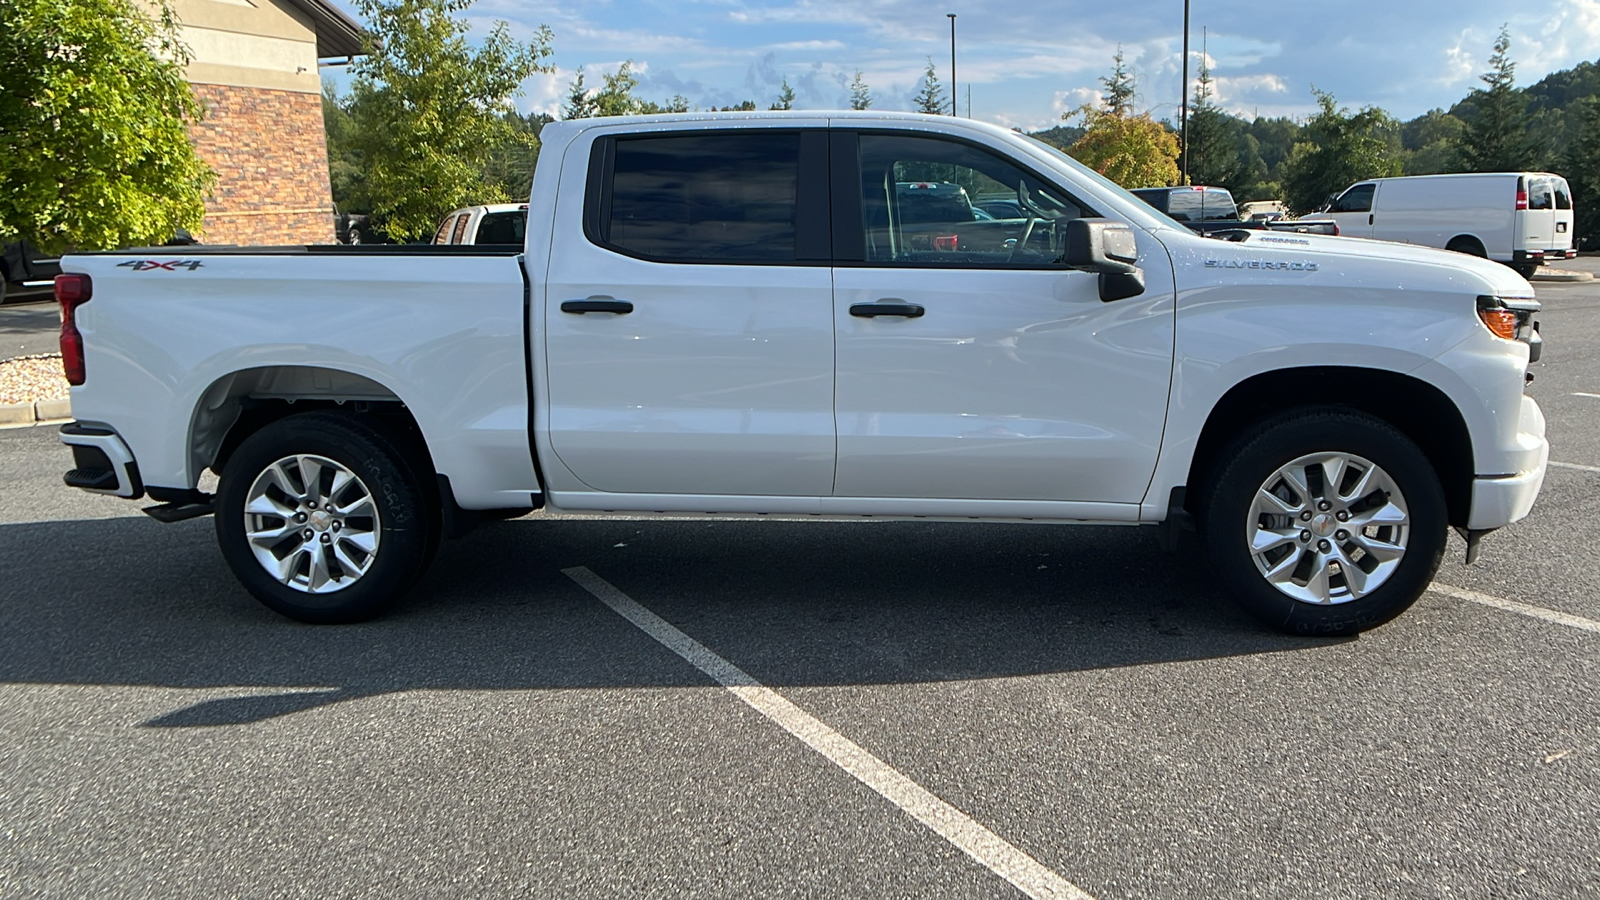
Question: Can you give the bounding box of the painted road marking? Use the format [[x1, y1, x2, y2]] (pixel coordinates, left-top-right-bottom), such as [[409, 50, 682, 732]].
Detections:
[[1572, 392, 1600, 399], [1431, 583, 1600, 635], [1550, 460, 1600, 474], [563, 566, 1095, 900]]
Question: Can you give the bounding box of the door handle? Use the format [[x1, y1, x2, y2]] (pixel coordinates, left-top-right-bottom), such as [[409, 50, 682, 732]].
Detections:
[[561, 297, 633, 315], [1368, 214, 1374, 226], [849, 301, 925, 318]]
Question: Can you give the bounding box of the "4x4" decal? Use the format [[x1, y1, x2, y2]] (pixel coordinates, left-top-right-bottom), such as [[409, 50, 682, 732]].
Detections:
[[117, 259, 204, 271]]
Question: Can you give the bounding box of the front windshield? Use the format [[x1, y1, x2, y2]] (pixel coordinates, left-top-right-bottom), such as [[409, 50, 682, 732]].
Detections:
[[1016, 134, 1180, 232]]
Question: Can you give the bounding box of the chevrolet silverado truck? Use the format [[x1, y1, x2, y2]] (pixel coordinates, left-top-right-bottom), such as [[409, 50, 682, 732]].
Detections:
[[54, 112, 1548, 635]]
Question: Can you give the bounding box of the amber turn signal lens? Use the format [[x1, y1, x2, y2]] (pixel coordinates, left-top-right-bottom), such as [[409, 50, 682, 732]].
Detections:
[[1478, 308, 1519, 340]]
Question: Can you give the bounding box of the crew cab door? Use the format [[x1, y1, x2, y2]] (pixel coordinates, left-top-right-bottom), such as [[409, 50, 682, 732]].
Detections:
[[829, 130, 1174, 505], [542, 123, 837, 496]]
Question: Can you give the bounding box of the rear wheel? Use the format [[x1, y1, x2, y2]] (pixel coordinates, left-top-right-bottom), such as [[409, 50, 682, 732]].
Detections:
[[1201, 408, 1447, 635], [1446, 236, 1487, 258], [215, 412, 435, 623], [1512, 262, 1537, 279]]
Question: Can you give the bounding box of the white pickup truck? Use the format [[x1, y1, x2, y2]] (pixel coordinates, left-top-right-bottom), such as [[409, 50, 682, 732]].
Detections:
[[55, 112, 1548, 635]]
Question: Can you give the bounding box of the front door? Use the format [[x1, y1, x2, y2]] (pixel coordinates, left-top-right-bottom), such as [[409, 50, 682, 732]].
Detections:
[[830, 131, 1175, 505], [543, 125, 837, 497], [1328, 182, 1377, 238]]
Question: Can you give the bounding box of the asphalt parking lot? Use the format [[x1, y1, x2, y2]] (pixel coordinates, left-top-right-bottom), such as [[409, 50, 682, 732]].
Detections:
[[2, 271, 1598, 899]]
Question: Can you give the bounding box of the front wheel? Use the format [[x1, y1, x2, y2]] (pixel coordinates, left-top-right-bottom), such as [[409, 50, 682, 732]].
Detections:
[[1201, 409, 1447, 635], [215, 412, 435, 623]]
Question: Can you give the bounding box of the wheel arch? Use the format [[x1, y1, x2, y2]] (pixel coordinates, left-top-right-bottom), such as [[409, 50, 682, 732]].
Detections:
[[1445, 234, 1488, 256], [1185, 367, 1475, 528]]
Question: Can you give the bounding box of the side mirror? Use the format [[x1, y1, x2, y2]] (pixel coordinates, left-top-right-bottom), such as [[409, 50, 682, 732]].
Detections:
[[1063, 218, 1145, 302], [1064, 219, 1141, 275]]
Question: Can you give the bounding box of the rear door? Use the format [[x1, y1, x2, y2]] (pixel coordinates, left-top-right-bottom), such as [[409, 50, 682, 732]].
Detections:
[[1551, 176, 1575, 255], [829, 129, 1174, 506], [542, 123, 837, 497]]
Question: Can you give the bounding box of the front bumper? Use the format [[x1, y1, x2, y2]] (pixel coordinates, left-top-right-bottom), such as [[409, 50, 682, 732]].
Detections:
[[1467, 395, 1547, 530], [59, 422, 144, 499]]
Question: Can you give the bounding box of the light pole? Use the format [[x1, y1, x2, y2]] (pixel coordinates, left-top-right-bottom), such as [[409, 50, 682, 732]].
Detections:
[[1179, 0, 1190, 184], [948, 13, 957, 116]]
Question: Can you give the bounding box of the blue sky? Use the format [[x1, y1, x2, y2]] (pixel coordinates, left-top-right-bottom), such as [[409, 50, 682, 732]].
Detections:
[[323, 1, 1600, 129]]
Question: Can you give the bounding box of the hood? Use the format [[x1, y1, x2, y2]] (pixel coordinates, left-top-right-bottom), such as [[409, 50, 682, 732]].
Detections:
[[1229, 230, 1535, 299]]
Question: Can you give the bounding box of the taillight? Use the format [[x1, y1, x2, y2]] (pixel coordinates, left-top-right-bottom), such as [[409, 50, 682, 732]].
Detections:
[[55, 273, 91, 385], [933, 234, 959, 252], [1516, 190, 1529, 210]]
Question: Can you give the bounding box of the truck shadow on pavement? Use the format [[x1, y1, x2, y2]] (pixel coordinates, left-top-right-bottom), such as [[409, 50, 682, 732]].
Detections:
[[0, 514, 1344, 726]]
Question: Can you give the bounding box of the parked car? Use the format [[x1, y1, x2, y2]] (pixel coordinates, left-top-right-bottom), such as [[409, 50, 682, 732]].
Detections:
[[1, 241, 62, 304], [56, 111, 1546, 636], [1132, 186, 1338, 237], [433, 203, 528, 245], [1324, 173, 1574, 276]]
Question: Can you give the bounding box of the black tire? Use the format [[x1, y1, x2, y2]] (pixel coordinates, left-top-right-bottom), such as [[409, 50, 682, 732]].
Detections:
[[1512, 263, 1537, 279], [215, 412, 436, 623], [1200, 408, 1447, 636], [1446, 236, 1487, 258]]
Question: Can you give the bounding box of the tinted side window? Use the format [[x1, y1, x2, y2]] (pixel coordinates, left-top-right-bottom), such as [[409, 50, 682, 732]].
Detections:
[[1556, 178, 1573, 210], [1334, 184, 1376, 213], [605, 132, 799, 262], [451, 214, 471, 244]]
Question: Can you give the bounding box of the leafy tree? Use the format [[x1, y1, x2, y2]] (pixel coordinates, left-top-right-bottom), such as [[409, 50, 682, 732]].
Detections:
[[1028, 125, 1086, 151], [1279, 89, 1401, 213], [345, 0, 551, 241], [1454, 27, 1535, 172], [482, 109, 553, 200], [0, 0, 214, 253], [715, 100, 758, 112], [1066, 107, 1179, 188], [913, 58, 946, 115], [849, 71, 872, 110], [1399, 108, 1465, 175], [771, 77, 795, 111], [323, 86, 370, 215], [1100, 46, 1136, 116]]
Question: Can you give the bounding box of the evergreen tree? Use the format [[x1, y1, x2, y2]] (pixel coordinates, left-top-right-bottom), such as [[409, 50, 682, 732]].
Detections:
[[1184, 57, 1243, 190], [1100, 46, 1136, 116], [770, 77, 795, 111], [1564, 97, 1600, 249], [849, 71, 872, 110], [913, 58, 946, 115], [562, 69, 596, 119], [1454, 27, 1535, 172]]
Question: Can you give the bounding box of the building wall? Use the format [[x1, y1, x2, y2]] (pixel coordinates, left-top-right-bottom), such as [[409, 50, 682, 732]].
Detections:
[[188, 84, 334, 245], [157, 0, 336, 244]]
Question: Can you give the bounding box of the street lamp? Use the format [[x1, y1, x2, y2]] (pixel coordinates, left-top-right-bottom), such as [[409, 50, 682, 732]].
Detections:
[[1179, 0, 1190, 184], [948, 14, 957, 116]]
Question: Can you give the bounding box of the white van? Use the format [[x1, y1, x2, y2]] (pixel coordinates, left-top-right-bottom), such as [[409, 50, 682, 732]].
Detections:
[[1325, 173, 1574, 275]]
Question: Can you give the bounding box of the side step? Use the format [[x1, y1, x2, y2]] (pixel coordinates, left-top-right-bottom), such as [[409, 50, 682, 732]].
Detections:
[[142, 487, 215, 523]]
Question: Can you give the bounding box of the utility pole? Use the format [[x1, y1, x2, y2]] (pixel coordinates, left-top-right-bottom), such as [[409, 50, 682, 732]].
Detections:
[[948, 14, 957, 116], [1180, 0, 1190, 185]]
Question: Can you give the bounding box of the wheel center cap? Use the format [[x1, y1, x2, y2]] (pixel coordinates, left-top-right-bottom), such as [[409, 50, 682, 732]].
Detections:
[[308, 510, 333, 532], [1311, 513, 1337, 537]]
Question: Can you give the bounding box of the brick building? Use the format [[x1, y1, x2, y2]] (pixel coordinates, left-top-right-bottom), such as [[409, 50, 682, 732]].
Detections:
[[163, 0, 366, 245]]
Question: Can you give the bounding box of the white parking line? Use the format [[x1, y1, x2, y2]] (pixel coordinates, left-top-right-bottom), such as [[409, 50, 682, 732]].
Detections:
[[1550, 460, 1600, 474], [563, 566, 1095, 900], [1430, 583, 1600, 635], [1572, 392, 1600, 399]]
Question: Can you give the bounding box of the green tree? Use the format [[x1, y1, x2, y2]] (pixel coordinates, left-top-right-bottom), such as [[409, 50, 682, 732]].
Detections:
[[562, 68, 597, 119], [849, 71, 872, 110], [1184, 58, 1243, 190], [1279, 89, 1402, 213], [345, 0, 552, 241], [0, 0, 214, 253], [1101, 46, 1136, 116], [323, 86, 370, 215], [913, 58, 946, 115], [771, 77, 796, 110], [563, 61, 688, 117], [1400, 108, 1466, 175], [1067, 107, 1180, 188], [1564, 97, 1600, 249], [1455, 26, 1535, 172]]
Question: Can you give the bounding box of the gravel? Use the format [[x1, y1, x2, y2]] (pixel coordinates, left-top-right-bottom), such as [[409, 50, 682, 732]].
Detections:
[[0, 354, 69, 406]]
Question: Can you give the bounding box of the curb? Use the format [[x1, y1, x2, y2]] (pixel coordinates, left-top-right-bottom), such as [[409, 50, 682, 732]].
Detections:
[[0, 398, 71, 428], [1530, 270, 1595, 283]]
